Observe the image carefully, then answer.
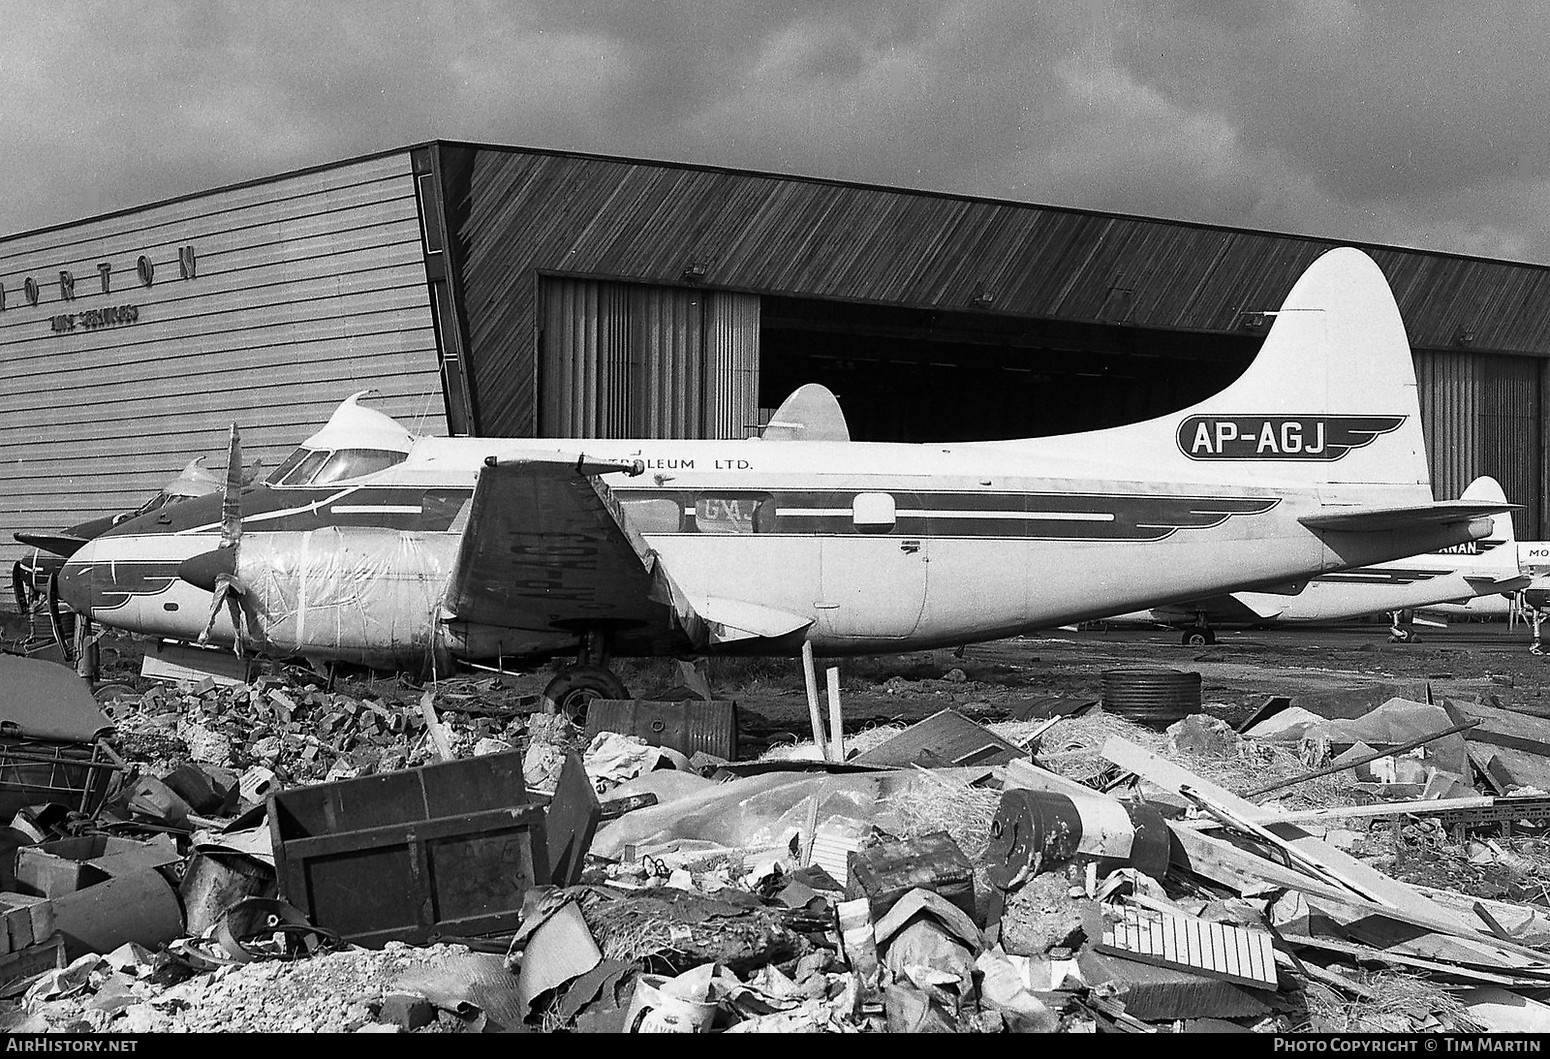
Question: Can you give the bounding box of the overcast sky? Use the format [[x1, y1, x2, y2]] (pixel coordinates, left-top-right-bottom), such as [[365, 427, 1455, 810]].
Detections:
[[4, 0, 1549, 262]]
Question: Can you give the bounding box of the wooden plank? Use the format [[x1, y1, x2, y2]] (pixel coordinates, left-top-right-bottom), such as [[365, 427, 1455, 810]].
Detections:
[[1169, 823, 1550, 971], [1103, 736, 1478, 931], [1278, 932, 1538, 986], [1183, 795, 1495, 826]]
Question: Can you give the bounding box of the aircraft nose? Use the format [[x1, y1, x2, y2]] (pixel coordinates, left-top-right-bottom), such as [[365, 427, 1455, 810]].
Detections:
[[177, 547, 235, 593], [56, 549, 97, 616]]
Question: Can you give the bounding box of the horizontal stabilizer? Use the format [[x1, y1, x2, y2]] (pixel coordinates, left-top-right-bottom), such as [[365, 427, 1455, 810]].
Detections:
[[1463, 573, 1533, 589], [1145, 592, 1290, 624], [1225, 592, 1295, 620], [1299, 500, 1516, 532]]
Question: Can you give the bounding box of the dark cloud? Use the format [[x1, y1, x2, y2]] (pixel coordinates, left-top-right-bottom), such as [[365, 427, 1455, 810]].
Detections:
[[2, 1, 1548, 262]]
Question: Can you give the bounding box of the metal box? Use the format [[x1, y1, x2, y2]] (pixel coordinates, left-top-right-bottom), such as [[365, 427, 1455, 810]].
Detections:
[[584, 698, 738, 760], [268, 751, 546, 947]]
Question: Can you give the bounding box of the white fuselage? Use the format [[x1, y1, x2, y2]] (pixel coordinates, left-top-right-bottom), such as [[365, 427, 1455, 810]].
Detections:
[[60, 434, 1486, 670]]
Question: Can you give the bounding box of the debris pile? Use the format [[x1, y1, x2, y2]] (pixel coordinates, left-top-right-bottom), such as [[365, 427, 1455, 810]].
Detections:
[[4, 658, 1550, 1033], [105, 673, 536, 786]]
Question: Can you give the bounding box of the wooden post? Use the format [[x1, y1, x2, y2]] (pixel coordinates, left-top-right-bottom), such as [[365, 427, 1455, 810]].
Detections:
[[825, 666, 844, 762], [801, 641, 828, 759], [419, 689, 456, 762]]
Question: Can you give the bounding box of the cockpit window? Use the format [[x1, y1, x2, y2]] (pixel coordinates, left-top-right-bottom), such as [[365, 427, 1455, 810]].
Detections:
[[268, 448, 317, 485], [275, 449, 330, 486], [132, 493, 174, 517], [311, 448, 407, 485], [267, 447, 406, 487]]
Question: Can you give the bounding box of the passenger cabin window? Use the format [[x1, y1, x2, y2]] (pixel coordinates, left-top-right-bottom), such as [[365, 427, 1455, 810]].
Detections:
[[267, 447, 406, 486], [693, 494, 775, 534], [852, 492, 897, 533], [619, 498, 683, 535]]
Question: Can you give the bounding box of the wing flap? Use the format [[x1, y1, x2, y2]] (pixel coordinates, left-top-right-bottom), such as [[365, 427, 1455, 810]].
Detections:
[[1300, 499, 1515, 532]]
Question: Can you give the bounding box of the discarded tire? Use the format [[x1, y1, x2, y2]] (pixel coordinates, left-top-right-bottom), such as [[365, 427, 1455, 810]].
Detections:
[[1101, 667, 1201, 727]]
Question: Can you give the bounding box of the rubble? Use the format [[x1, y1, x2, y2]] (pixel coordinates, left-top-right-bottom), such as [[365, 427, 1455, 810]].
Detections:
[[2, 647, 1550, 1034]]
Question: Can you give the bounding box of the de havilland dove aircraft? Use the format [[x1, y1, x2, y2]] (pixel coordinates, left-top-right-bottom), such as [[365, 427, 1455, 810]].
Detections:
[[1104, 476, 1528, 645], [55, 247, 1512, 715], [1427, 539, 1550, 650]]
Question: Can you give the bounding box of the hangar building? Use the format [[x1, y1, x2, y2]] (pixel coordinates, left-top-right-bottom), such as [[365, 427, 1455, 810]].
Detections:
[[3, 141, 1550, 573]]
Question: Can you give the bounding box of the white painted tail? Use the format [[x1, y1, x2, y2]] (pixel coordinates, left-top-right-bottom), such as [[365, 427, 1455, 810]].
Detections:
[[1013, 247, 1431, 492], [1457, 476, 1518, 569]]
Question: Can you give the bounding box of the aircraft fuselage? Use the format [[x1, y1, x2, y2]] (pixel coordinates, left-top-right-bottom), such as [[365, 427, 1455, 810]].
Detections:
[[58, 435, 1484, 672]]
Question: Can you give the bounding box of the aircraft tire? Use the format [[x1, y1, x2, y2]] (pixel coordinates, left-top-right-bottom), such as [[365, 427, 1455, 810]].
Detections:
[[1182, 630, 1214, 647], [543, 664, 629, 725]]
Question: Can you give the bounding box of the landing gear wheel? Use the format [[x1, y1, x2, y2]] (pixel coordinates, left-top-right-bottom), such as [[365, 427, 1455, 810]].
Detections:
[[1532, 641, 1545, 657], [1182, 629, 1215, 647], [1388, 628, 1417, 644], [542, 664, 629, 726]]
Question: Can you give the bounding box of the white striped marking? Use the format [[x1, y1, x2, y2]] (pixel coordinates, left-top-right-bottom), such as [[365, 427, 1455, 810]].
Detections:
[[332, 505, 423, 515], [777, 508, 1115, 522]]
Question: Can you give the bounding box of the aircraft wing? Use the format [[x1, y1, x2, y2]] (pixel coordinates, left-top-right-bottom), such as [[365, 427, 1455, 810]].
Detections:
[[1300, 499, 1515, 532], [442, 452, 812, 650]]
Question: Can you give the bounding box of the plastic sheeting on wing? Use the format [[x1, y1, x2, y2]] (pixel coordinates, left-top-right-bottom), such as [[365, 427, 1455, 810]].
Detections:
[[237, 528, 459, 667]]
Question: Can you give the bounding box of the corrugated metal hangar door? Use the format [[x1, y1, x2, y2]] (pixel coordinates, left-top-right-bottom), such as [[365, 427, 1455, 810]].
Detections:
[[538, 279, 759, 440], [1415, 350, 1542, 538]]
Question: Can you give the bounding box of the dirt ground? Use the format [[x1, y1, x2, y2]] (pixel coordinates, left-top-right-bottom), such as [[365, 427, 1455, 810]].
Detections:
[[681, 618, 1550, 751], [85, 615, 1550, 751]]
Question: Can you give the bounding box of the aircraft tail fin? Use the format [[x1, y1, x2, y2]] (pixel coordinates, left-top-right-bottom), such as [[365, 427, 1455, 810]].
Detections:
[[1042, 247, 1433, 492], [761, 384, 850, 442], [1170, 247, 1428, 487], [1454, 476, 1521, 575]]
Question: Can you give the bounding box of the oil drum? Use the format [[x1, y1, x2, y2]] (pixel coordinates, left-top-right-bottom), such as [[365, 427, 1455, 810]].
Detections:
[[1101, 667, 1201, 727]]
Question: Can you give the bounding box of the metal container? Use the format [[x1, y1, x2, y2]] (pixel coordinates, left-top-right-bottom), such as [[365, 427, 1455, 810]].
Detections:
[[269, 751, 546, 947], [180, 851, 276, 937], [1101, 667, 1202, 727], [585, 699, 738, 760]]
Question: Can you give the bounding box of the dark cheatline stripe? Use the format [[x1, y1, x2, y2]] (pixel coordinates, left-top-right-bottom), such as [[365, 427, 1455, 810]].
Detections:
[[205, 486, 473, 534], [111, 482, 1280, 543], [619, 488, 1279, 541], [1314, 568, 1442, 585], [72, 560, 183, 611]]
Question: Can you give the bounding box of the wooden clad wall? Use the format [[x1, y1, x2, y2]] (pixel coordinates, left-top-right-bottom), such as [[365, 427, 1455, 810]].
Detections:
[[444, 144, 1550, 530], [0, 151, 445, 568], [446, 147, 1550, 430]]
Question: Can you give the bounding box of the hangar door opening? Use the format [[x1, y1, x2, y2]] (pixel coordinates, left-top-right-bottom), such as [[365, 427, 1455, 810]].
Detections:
[[1415, 350, 1542, 538], [538, 279, 760, 439], [757, 296, 1261, 443]]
